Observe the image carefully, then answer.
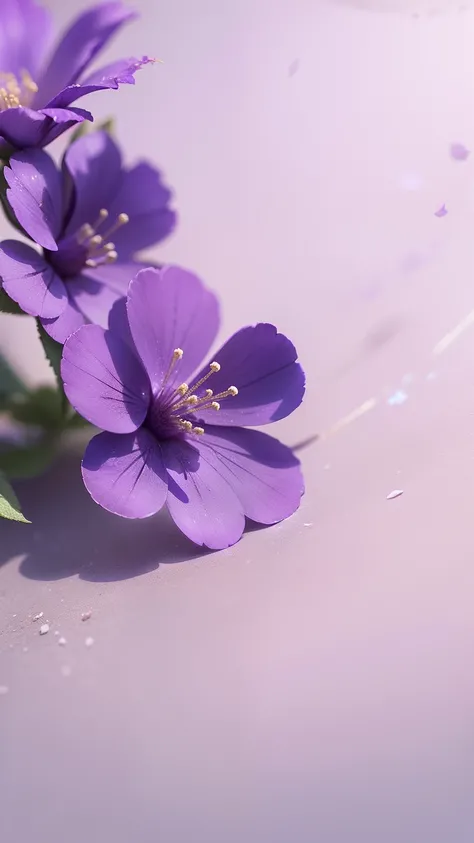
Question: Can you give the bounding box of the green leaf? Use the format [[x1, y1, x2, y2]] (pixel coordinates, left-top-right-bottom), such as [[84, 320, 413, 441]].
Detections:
[[68, 120, 91, 145], [0, 438, 56, 480], [37, 321, 62, 384], [97, 116, 115, 136], [8, 386, 63, 430], [68, 116, 114, 147], [0, 289, 26, 315], [0, 351, 27, 411], [0, 471, 30, 522]]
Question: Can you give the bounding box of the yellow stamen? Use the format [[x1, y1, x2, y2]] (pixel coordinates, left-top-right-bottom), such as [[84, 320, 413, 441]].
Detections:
[[100, 212, 129, 240], [0, 69, 38, 111]]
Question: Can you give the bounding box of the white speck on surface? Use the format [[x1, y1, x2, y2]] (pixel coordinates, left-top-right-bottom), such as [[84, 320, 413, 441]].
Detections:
[[61, 665, 72, 678], [54, 630, 60, 636], [387, 489, 404, 500], [387, 389, 408, 406], [81, 611, 92, 622], [32, 612, 44, 621], [85, 637, 94, 648], [22, 647, 28, 653], [58, 637, 67, 646], [303, 522, 313, 527], [39, 623, 50, 635], [0, 685, 9, 696]]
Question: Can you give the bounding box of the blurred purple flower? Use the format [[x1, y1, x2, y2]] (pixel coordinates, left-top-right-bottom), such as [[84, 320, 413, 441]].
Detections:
[[0, 130, 176, 342], [434, 203, 448, 218], [0, 0, 151, 153], [61, 266, 305, 549]]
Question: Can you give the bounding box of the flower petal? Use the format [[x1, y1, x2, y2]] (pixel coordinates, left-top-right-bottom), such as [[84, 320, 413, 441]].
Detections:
[[36, 2, 137, 108], [106, 162, 177, 257], [86, 260, 147, 293], [46, 57, 154, 108], [67, 273, 124, 328], [0, 0, 52, 79], [195, 324, 305, 426], [42, 273, 126, 344], [5, 149, 62, 249], [127, 266, 220, 393], [0, 240, 66, 318], [63, 130, 122, 234], [61, 324, 150, 433], [107, 296, 133, 348], [82, 429, 168, 519], [41, 293, 86, 343], [197, 426, 304, 524], [0, 105, 90, 152], [163, 438, 245, 549]]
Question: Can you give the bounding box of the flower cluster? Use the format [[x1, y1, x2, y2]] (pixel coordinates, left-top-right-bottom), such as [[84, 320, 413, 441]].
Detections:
[[0, 1, 306, 548]]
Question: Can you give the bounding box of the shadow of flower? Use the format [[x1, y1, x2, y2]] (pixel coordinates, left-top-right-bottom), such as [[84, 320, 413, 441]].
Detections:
[[0, 445, 208, 583]]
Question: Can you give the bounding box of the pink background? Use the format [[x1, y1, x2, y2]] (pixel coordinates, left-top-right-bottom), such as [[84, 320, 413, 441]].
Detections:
[[1, 2, 474, 840]]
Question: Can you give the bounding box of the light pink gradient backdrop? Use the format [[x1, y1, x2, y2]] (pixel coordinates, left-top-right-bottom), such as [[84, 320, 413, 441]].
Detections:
[[2, 2, 474, 841]]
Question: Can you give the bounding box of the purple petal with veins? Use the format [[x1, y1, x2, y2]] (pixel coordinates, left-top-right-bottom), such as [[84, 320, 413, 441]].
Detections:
[[62, 266, 306, 549]]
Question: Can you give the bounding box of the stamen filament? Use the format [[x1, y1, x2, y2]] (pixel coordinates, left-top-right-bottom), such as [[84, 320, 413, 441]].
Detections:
[[160, 348, 184, 392], [100, 212, 129, 240], [92, 209, 109, 230], [172, 361, 220, 404]]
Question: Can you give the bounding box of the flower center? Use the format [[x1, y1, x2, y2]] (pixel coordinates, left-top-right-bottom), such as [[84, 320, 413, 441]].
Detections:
[[145, 348, 238, 441], [0, 70, 38, 110], [47, 209, 129, 278]]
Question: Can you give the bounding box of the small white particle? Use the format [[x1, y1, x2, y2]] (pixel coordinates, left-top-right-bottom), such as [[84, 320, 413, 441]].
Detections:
[[58, 637, 67, 646], [85, 637, 94, 648], [387, 389, 408, 407], [12, 614, 17, 618], [54, 630, 60, 636], [22, 647, 28, 653], [39, 623, 50, 635], [61, 665, 72, 678], [0, 685, 9, 696], [387, 489, 404, 500], [303, 522, 313, 527], [81, 611, 92, 622], [32, 612, 44, 621]]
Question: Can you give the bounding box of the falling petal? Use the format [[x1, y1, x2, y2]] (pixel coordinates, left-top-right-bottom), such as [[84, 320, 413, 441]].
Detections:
[[450, 142, 470, 161], [387, 489, 404, 500], [434, 204, 448, 218]]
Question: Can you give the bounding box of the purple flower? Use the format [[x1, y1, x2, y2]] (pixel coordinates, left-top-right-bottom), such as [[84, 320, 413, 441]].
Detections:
[[61, 266, 305, 549], [0, 0, 151, 153], [0, 130, 176, 342]]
